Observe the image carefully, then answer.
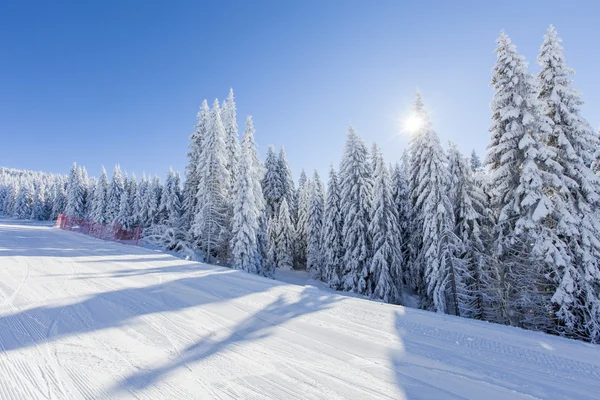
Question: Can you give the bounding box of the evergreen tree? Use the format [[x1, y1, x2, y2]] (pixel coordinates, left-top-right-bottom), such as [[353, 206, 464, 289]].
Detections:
[[262, 145, 283, 221], [276, 198, 295, 270], [470, 150, 482, 172], [306, 170, 325, 279], [51, 176, 67, 219], [245, 117, 271, 277], [65, 163, 86, 218], [322, 165, 344, 289], [90, 167, 109, 224], [408, 93, 460, 314], [339, 126, 373, 294], [136, 174, 150, 227], [537, 25, 600, 341], [183, 100, 210, 234], [31, 178, 47, 220], [294, 169, 310, 269], [391, 160, 411, 269], [222, 89, 240, 198], [160, 169, 183, 229], [147, 176, 162, 225], [230, 116, 266, 275], [448, 143, 487, 318], [278, 147, 296, 219], [193, 99, 232, 263], [369, 144, 403, 304], [106, 164, 124, 223], [117, 173, 134, 228], [79, 166, 90, 218], [14, 178, 34, 219], [486, 31, 567, 330]]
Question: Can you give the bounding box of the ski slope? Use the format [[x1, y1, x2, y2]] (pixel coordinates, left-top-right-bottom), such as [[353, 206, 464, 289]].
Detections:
[[0, 220, 599, 399]]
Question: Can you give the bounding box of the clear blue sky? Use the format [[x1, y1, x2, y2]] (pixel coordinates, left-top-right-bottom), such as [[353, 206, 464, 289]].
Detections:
[[1, 0, 598, 181]]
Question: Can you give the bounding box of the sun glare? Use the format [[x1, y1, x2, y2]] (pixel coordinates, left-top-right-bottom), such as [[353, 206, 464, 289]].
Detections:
[[403, 114, 423, 133]]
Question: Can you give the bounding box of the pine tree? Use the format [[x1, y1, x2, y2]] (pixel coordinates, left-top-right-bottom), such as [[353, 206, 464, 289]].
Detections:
[[537, 25, 600, 342], [136, 174, 149, 227], [306, 170, 325, 279], [193, 99, 232, 263], [369, 145, 403, 303], [65, 163, 86, 218], [339, 126, 373, 294], [51, 176, 67, 219], [276, 198, 295, 270], [294, 170, 311, 269], [470, 150, 482, 172], [14, 178, 34, 219], [90, 167, 109, 224], [448, 143, 487, 318], [278, 147, 296, 219], [183, 99, 210, 234], [79, 166, 90, 218], [222, 89, 240, 198], [31, 178, 47, 220], [408, 93, 460, 314], [230, 116, 265, 275], [322, 165, 344, 289], [486, 31, 567, 330], [391, 160, 411, 269], [246, 117, 271, 277], [262, 145, 283, 221], [106, 164, 124, 224], [592, 129, 600, 176], [147, 176, 162, 225], [117, 173, 134, 229], [162, 169, 183, 229]]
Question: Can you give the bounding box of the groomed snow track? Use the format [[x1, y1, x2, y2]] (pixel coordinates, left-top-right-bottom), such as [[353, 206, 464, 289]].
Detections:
[[0, 220, 599, 399]]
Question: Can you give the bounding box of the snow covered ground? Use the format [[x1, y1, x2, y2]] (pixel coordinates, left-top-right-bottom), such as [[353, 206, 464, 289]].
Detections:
[[0, 220, 599, 399]]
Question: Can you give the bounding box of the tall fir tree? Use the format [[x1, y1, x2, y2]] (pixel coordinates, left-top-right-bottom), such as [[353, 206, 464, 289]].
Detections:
[[193, 99, 232, 263], [230, 116, 266, 275], [448, 143, 487, 318], [106, 164, 124, 224], [339, 126, 373, 294], [222, 89, 240, 199], [183, 99, 210, 234], [537, 25, 600, 341], [294, 169, 310, 269], [51, 176, 67, 219], [65, 163, 86, 219], [91, 166, 109, 224], [306, 170, 325, 279], [262, 145, 283, 221], [486, 31, 568, 330], [276, 198, 295, 271], [278, 147, 296, 219], [117, 173, 134, 228], [322, 165, 344, 289], [369, 144, 403, 304], [14, 178, 34, 219], [391, 160, 411, 270], [31, 178, 47, 220], [470, 150, 482, 172], [408, 93, 460, 314]]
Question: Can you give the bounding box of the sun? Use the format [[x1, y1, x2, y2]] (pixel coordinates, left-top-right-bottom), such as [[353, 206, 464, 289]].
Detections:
[[403, 114, 424, 133]]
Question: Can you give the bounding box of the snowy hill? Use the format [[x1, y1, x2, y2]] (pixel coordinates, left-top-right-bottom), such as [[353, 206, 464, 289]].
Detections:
[[0, 220, 599, 399]]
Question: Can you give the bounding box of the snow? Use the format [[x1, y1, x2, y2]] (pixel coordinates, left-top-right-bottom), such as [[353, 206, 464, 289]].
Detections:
[[1, 219, 599, 399]]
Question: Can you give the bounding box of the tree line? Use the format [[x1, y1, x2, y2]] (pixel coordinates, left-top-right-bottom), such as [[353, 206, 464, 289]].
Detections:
[[1, 26, 598, 343]]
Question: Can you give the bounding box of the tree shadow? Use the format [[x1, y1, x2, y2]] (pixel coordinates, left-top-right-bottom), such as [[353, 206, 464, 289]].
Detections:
[[0, 266, 284, 354], [109, 287, 340, 396]]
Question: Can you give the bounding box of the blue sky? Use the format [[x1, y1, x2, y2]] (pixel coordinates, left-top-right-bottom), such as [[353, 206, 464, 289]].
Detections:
[[1, 1, 598, 181]]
